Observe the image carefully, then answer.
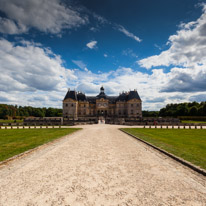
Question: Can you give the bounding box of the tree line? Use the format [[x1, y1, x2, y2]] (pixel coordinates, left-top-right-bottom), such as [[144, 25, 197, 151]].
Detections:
[[159, 102, 206, 117], [1, 101, 206, 119], [143, 101, 206, 117], [0, 104, 62, 119]]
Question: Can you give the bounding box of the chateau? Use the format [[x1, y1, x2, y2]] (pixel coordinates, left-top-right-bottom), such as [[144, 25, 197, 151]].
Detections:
[[63, 87, 142, 123]]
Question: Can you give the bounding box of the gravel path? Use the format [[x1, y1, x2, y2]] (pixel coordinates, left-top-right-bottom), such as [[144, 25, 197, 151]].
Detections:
[[0, 124, 206, 206]]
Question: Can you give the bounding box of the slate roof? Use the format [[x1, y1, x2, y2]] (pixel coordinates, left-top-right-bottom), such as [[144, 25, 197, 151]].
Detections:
[[96, 91, 107, 99], [128, 91, 141, 100], [87, 96, 96, 103], [116, 92, 128, 101], [64, 89, 141, 102], [64, 90, 77, 100], [108, 96, 118, 104], [77, 92, 87, 101]]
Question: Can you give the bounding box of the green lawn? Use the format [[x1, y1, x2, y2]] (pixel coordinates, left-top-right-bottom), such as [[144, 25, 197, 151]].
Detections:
[[0, 119, 23, 123], [121, 128, 206, 170], [0, 128, 80, 162], [181, 120, 206, 124]]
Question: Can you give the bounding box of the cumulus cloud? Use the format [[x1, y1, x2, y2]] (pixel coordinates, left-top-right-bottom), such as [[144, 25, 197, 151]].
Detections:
[[0, 38, 76, 92], [136, 4, 206, 96], [0, 17, 27, 34], [189, 93, 206, 102], [86, 40, 97, 49], [138, 4, 206, 69], [0, 39, 81, 107], [117, 25, 142, 42], [161, 66, 206, 93], [0, 40, 193, 110], [0, 0, 88, 34]]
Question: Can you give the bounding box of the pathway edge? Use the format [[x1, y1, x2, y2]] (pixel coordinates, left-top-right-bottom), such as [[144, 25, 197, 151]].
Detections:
[[120, 129, 206, 176], [0, 129, 82, 167]]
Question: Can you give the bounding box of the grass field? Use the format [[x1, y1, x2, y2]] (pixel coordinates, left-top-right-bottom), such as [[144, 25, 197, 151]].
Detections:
[[0, 128, 80, 162], [181, 120, 206, 124], [121, 128, 206, 170], [0, 119, 23, 123]]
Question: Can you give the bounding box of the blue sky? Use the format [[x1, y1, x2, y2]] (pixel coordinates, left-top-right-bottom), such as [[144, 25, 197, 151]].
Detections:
[[0, 0, 206, 110]]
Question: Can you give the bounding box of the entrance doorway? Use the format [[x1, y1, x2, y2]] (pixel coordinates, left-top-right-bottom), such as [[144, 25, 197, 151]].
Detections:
[[98, 116, 105, 124]]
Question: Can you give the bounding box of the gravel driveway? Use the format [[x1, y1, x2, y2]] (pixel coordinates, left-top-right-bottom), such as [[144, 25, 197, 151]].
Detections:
[[0, 124, 206, 206]]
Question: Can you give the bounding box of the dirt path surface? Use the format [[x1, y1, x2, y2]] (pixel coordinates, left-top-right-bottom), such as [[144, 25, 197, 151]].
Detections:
[[0, 124, 206, 206]]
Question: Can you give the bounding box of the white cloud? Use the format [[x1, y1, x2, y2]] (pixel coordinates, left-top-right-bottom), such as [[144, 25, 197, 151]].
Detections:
[[136, 3, 206, 97], [160, 66, 206, 93], [0, 39, 195, 110], [86, 40, 97, 49], [72, 60, 87, 70], [138, 4, 206, 69], [117, 25, 142, 42], [0, 0, 88, 35], [0, 17, 27, 34], [0, 38, 78, 106], [104, 54, 108, 58]]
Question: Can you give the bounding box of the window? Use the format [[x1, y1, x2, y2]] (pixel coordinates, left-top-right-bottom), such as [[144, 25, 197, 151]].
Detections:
[[131, 104, 133, 107], [65, 104, 68, 107], [71, 104, 73, 107], [84, 104, 86, 108], [131, 110, 133, 114]]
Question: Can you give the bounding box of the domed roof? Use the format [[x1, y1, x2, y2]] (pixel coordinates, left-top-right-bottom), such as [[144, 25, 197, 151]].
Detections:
[[97, 86, 107, 99]]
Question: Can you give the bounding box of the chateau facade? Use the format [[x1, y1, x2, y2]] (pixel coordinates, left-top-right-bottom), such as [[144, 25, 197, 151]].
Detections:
[[63, 87, 142, 122]]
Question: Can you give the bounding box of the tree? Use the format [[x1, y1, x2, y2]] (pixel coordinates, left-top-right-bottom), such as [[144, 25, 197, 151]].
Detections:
[[189, 106, 198, 116]]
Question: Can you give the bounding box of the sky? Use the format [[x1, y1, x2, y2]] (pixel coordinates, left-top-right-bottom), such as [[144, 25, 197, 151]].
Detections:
[[0, 0, 206, 110]]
